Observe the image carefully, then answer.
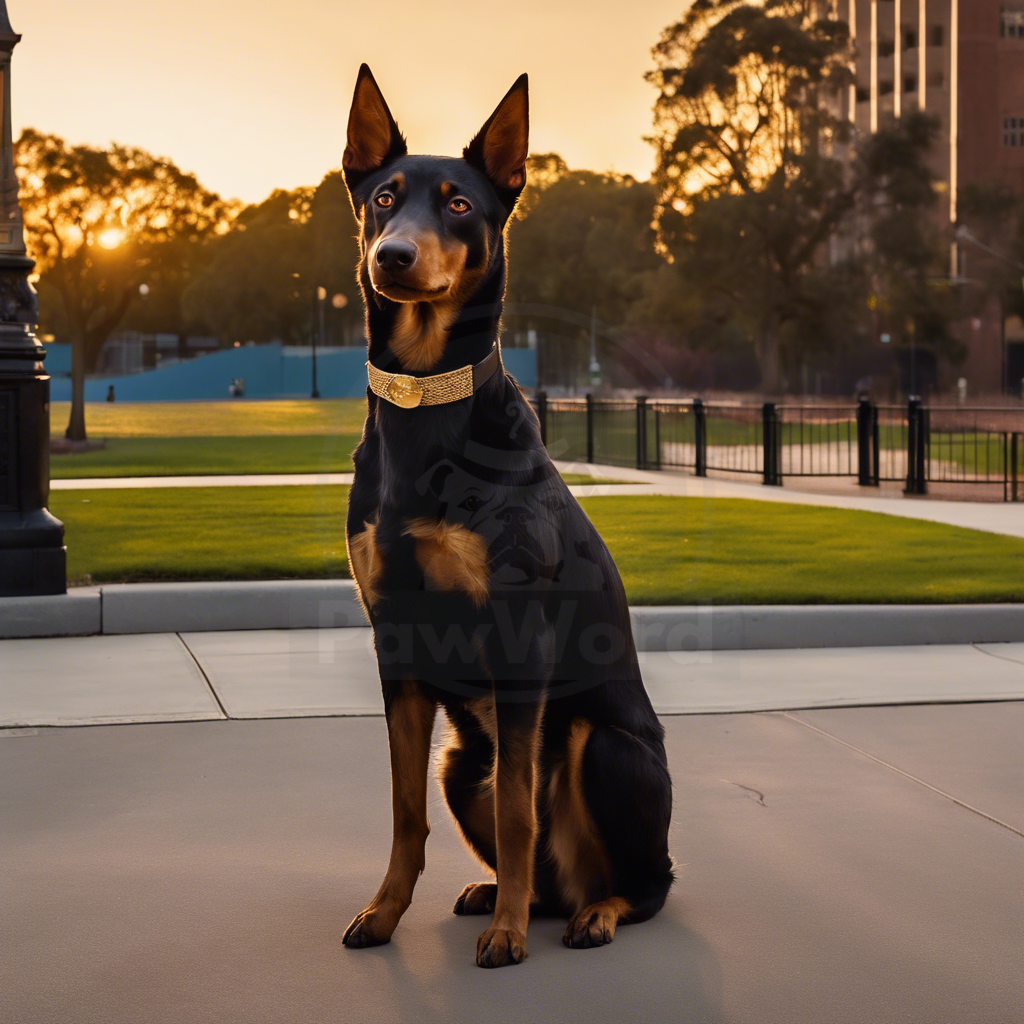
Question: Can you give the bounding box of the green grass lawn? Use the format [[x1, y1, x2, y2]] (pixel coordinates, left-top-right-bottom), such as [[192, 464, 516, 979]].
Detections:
[[50, 399, 369, 438], [50, 488, 1024, 604], [50, 438, 622, 482], [47, 399, 1023, 483], [51, 435, 363, 478]]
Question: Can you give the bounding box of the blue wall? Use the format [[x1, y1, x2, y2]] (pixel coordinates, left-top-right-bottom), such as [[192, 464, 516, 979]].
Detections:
[[47, 343, 536, 402], [44, 342, 73, 377]]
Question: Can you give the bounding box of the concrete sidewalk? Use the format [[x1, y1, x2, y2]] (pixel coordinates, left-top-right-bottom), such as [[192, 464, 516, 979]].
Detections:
[[2, 707, 1021, 1023], [557, 462, 1024, 540], [50, 459, 1024, 538], [4, 628, 1024, 726]]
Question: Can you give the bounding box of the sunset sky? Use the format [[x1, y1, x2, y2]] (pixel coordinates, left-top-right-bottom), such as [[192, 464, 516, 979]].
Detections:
[[9, 0, 688, 204]]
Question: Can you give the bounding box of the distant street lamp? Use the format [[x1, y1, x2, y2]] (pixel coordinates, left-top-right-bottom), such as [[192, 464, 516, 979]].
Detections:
[[313, 286, 325, 399], [0, 2, 66, 596]]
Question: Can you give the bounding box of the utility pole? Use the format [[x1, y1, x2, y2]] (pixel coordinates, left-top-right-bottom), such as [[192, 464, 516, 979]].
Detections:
[[0, 2, 66, 596]]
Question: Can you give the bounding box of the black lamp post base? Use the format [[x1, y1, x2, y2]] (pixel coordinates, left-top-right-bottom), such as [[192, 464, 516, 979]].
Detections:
[[0, 540, 67, 597], [0, 11, 66, 597], [0, 276, 67, 597]]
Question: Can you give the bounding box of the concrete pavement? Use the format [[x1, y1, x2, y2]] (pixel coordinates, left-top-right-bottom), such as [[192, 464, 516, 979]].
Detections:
[[3, 623, 1022, 1022], [4, 628, 1024, 726], [556, 462, 1024, 540], [7, 578, 1024, 649], [20, 458, 1022, 1018], [52, 472, 357, 489], [50, 459, 1024, 539], [1, 707, 1021, 1024]]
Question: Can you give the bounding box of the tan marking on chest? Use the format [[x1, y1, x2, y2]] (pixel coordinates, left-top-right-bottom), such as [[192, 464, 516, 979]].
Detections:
[[402, 517, 490, 608], [389, 299, 457, 371], [347, 520, 384, 615]]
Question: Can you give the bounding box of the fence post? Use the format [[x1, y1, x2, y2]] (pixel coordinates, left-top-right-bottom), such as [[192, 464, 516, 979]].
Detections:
[[636, 395, 648, 470], [536, 389, 547, 447], [762, 402, 781, 485], [905, 397, 917, 494], [1004, 433, 1010, 503], [693, 398, 707, 477], [904, 396, 927, 495], [1013, 432, 1019, 502], [585, 392, 594, 464], [651, 402, 662, 470], [856, 397, 877, 486], [872, 404, 880, 486]]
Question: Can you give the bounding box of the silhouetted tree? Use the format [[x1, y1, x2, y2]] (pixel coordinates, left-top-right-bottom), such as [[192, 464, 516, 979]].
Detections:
[[957, 182, 1024, 345], [646, 0, 855, 391], [183, 174, 362, 348], [855, 112, 958, 371], [506, 161, 666, 384], [16, 129, 230, 439]]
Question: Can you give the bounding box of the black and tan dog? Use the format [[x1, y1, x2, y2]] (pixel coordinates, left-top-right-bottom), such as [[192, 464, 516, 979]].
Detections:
[[340, 65, 673, 968]]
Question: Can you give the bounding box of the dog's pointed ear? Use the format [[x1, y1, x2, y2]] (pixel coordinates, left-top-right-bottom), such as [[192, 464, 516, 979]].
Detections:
[[463, 74, 529, 207], [343, 64, 407, 195]]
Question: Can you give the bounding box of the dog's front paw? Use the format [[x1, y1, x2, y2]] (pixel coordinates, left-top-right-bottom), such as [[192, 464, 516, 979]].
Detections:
[[476, 926, 527, 968], [454, 882, 497, 916], [342, 904, 399, 948]]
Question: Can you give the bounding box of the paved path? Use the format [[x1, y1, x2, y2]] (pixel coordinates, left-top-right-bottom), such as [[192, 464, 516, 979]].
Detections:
[[50, 461, 1024, 538], [2, 707, 1021, 1023], [4, 631, 1021, 1020], [562, 462, 1024, 539], [4, 629, 1024, 727], [52, 472, 358, 489]]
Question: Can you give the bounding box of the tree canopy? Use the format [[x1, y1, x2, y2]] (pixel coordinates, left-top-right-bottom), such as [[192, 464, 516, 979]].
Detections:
[[182, 172, 362, 348], [16, 129, 230, 438], [644, 1, 961, 393]]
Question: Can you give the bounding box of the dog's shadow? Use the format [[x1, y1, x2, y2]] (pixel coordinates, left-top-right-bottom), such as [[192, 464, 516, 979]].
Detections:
[[333, 898, 725, 1024]]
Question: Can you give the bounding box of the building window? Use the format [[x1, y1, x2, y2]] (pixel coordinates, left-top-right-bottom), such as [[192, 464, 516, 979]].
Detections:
[[879, 79, 894, 96], [1001, 7, 1024, 37], [904, 76, 917, 94], [856, 85, 870, 103], [930, 25, 944, 47], [1003, 116, 1024, 146], [879, 38, 895, 58], [904, 27, 918, 49]]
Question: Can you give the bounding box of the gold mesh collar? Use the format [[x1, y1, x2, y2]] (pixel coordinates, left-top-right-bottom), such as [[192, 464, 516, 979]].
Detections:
[[366, 346, 498, 409]]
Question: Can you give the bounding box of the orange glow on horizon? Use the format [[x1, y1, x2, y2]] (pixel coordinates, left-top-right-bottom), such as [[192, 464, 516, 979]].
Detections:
[[9, 0, 692, 204]]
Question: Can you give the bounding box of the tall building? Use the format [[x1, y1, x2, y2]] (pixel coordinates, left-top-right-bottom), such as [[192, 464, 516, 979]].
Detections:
[[834, 0, 1024, 392]]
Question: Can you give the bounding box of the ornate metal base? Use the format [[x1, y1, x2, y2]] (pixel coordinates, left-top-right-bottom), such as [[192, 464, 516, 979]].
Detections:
[[0, 538, 66, 596], [0, 257, 67, 596], [0, 373, 66, 597]]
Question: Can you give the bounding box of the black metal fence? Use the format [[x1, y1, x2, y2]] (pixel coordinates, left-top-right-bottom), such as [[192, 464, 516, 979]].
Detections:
[[533, 392, 1024, 500]]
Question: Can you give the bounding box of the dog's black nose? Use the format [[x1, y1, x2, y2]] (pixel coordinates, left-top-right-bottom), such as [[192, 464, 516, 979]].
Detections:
[[375, 239, 417, 271]]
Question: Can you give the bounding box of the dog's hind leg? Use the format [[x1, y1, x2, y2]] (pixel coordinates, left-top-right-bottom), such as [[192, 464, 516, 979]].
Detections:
[[439, 720, 499, 916], [343, 680, 437, 948], [439, 714, 497, 872], [555, 719, 674, 949]]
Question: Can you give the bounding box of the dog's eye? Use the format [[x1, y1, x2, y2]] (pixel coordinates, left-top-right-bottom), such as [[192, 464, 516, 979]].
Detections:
[[448, 197, 471, 215], [375, 193, 394, 208]]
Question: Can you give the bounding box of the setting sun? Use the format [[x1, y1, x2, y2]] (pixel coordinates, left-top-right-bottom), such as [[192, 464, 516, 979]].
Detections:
[[96, 227, 124, 249]]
